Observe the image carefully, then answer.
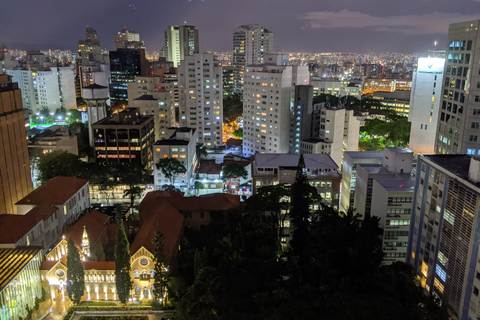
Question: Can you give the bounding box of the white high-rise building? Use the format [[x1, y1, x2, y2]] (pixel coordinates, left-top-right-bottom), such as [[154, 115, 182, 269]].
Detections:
[[242, 65, 309, 156], [408, 55, 445, 154], [163, 25, 199, 68], [7, 67, 76, 112], [435, 20, 480, 155], [178, 53, 223, 148], [128, 76, 176, 141], [233, 24, 274, 92], [114, 28, 144, 50]]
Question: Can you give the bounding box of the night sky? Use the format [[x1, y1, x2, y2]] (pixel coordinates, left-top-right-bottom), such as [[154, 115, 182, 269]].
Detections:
[[1, 0, 480, 53]]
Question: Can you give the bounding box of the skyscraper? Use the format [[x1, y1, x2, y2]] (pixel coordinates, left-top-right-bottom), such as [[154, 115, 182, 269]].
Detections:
[[114, 27, 145, 50], [109, 48, 148, 106], [78, 27, 103, 66], [163, 25, 199, 68], [409, 53, 445, 154], [434, 20, 480, 155], [178, 53, 223, 147], [0, 75, 33, 215], [232, 24, 274, 93]]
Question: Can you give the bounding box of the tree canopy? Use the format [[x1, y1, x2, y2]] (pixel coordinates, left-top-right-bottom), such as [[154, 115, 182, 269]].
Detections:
[[223, 93, 243, 123], [155, 158, 187, 186], [66, 239, 85, 305], [115, 208, 132, 304], [222, 162, 248, 181]]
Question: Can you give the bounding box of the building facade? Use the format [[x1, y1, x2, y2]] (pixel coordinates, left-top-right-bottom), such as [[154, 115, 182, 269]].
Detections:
[[153, 127, 198, 191], [163, 25, 199, 68], [0, 75, 33, 215], [408, 155, 480, 320], [434, 20, 480, 155], [178, 53, 223, 147], [408, 55, 445, 154], [232, 24, 273, 92], [242, 65, 309, 156], [0, 248, 43, 320], [92, 108, 155, 167]]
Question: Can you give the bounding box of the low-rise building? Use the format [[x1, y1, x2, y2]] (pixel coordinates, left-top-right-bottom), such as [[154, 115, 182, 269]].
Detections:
[[153, 127, 197, 191], [252, 153, 341, 210], [340, 151, 384, 212]]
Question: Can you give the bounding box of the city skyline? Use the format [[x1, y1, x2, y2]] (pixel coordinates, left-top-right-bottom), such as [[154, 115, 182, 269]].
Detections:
[[1, 0, 480, 53]]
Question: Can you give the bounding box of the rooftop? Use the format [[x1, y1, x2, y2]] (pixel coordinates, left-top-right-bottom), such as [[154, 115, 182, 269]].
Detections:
[[375, 176, 415, 192], [67, 210, 109, 252], [344, 151, 384, 159], [0, 215, 42, 244], [0, 247, 42, 292], [422, 154, 472, 182], [154, 139, 189, 146], [16, 176, 88, 206], [134, 95, 158, 101], [255, 153, 338, 170]]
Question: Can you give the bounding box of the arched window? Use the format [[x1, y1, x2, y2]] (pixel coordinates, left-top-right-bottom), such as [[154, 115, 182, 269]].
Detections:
[[151, 286, 155, 296], [142, 270, 147, 277], [134, 270, 139, 279], [143, 287, 149, 298], [150, 270, 155, 278], [135, 286, 141, 295]]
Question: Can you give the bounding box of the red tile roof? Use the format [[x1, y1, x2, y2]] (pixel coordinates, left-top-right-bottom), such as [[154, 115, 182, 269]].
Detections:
[[16, 176, 88, 206], [83, 261, 115, 270], [176, 193, 240, 211], [25, 204, 59, 222], [130, 201, 184, 266], [196, 160, 222, 174], [0, 214, 42, 244], [66, 210, 109, 251]]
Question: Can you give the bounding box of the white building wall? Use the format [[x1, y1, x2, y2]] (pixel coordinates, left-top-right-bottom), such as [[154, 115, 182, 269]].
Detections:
[[409, 57, 444, 155], [178, 53, 223, 147]]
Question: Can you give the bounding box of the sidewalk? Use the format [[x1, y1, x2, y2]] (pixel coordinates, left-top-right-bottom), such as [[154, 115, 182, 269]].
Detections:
[[31, 298, 72, 320]]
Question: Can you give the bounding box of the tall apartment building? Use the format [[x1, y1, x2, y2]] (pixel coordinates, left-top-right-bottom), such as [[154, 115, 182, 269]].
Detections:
[[222, 65, 234, 97], [232, 24, 274, 92], [303, 104, 360, 167], [7, 66, 76, 112], [408, 155, 480, 320], [163, 25, 199, 68], [109, 48, 148, 105], [0, 75, 33, 215], [92, 108, 154, 167], [435, 20, 480, 155], [242, 65, 309, 156], [128, 76, 175, 141], [409, 55, 445, 154], [78, 27, 103, 66], [178, 53, 223, 148], [114, 28, 145, 49], [340, 151, 384, 212]]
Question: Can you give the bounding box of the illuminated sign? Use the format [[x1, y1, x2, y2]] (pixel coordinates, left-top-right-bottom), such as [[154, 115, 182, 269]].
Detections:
[[417, 57, 445, 74]]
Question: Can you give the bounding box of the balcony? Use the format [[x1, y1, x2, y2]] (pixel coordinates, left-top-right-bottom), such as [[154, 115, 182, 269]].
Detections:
[[139, 274, 151, 281]]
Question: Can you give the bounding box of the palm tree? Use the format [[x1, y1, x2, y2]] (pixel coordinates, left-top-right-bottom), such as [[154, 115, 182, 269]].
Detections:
[[123, 186, 144, 208]]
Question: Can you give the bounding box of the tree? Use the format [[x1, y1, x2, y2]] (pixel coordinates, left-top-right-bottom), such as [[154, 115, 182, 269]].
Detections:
[[37, 151, 87, 183], [66, 239, 85, 305], [152, 231, 168, 302], [289, 154, 320, 255], [196, 143, 208, 159], [194, 181, 204, 196], [123, 186, 144, 208], [233, 129, 243, 139], [115, 208, 132, 304], [222, 162, 248, 181], [223, 93, 243, 123], [155, 158, 187, 186], [245, 184, 291, 246]]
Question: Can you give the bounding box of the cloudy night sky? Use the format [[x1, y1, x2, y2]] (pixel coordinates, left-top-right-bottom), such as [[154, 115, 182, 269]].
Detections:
[[1, 0, 480, 53]]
